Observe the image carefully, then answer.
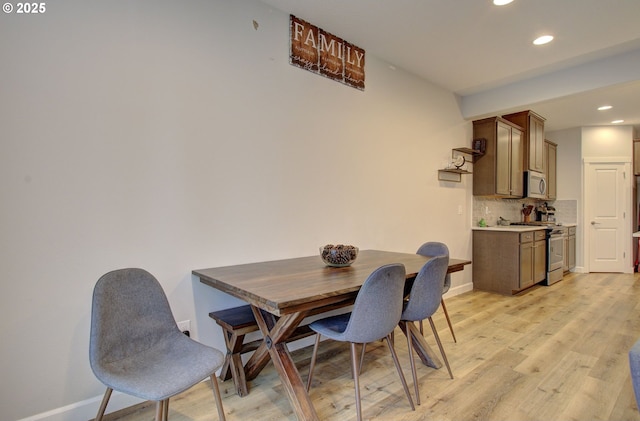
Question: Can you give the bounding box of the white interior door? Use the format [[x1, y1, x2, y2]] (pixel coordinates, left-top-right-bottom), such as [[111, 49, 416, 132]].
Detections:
[[585, 161, 630, 272]]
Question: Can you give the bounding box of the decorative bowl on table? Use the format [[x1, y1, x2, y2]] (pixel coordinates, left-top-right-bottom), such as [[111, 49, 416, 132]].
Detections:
[[320, 244, 359, 267]]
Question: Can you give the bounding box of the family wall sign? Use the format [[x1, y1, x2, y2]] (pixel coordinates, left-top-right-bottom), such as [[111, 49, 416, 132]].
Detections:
[[289, 15, 365, 90]]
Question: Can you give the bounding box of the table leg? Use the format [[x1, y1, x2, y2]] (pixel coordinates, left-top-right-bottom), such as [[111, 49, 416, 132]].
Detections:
[[246, 306, 319, 421], [399, 321, 442, 369]]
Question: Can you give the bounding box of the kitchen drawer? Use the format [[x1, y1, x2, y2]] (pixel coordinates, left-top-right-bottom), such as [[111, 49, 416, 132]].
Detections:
[[520, 232, 534, 243], [520, 230, 546, 243], [568, 226, 576, 235], [534, 230, 546, 241]]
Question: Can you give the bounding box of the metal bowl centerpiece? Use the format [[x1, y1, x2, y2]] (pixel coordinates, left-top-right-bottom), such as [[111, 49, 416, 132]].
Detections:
[[320, 244, 358, 267]]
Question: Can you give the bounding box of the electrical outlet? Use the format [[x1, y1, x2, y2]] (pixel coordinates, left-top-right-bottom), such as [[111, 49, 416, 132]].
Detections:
[[177, 320, 190, 336], [457, 205, 463, 215]]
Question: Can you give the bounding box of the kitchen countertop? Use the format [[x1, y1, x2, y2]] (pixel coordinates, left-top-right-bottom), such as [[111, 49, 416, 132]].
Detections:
[[472, 226, 547, 232], [472, 222, 576, 232]]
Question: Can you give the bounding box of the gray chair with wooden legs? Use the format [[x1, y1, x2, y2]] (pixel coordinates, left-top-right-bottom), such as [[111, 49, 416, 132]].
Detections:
[[90, 268, 226, 421], [629, 338, 640, 410], [416, 242, 456, 342], [306, 264, 415, 421], [401, 255, 452, 405]]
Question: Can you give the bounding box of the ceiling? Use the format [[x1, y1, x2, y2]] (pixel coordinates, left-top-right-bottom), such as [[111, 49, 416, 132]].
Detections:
[[258, 0, 640, 132]]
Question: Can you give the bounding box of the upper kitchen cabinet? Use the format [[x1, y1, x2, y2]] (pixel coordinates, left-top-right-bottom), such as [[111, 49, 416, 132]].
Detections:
[[503, 110, 546, 173], [545, 140, 557, 200], [473, 117, 524, 198], [634, 139, 640, 175]]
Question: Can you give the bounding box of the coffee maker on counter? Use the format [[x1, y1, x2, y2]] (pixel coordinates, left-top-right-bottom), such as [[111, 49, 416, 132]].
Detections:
[[536, 202, 556, 222]]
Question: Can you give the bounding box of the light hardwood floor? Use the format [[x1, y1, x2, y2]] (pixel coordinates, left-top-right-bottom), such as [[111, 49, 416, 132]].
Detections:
[[102, 272, 640, 421]]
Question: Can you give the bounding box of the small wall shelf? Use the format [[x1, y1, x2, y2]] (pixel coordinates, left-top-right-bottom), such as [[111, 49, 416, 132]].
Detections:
[[438, 168, 472, 182], [438, 146, 484, 182], [452, 147, 484, 163]]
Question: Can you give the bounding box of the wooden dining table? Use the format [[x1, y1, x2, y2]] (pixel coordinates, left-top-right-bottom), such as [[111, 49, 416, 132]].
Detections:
[[193, 249, 471, 421]]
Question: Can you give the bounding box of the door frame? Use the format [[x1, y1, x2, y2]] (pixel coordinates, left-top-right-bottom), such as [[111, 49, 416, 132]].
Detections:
[[583, 157, 633, 273]]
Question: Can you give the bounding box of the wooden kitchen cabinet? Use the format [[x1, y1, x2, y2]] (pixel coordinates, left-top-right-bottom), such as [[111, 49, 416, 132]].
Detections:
[[634, 139, 640, 175], [564, 226, 576, 273], [473, 229, 546, 295], [519, 241, 534, 289], [533, 232, 547, 282], [503, 110, 546, 173], [473, 117, 524, 197], [545, 140, 557, 200]]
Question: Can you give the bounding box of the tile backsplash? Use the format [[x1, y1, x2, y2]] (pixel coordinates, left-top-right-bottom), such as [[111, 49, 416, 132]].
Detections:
[[551, 199, 578, 224], [472, 197, 577, 226]]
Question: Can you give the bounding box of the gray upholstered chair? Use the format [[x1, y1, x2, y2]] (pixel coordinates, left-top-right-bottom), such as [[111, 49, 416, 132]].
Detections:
[[416, 242, 456, 342], [90, 268, 226, 421], [401, 255, 452, 405], [306, 264, 415, 421], [629, 338, 640, 410]]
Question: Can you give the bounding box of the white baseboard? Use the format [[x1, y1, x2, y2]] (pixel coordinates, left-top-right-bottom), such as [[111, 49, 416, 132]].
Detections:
[[16, 391, 144, 421], [444, 281, 474, 298]]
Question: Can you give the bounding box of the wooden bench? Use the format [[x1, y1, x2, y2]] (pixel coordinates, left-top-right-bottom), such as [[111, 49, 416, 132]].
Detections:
[[209, 305, 315, 397]]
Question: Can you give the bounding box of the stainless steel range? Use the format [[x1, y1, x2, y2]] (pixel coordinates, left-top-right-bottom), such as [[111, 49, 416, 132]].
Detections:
[[544, 226, 565, 285]]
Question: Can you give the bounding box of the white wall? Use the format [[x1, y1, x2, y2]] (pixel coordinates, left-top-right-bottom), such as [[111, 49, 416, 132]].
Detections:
[[0, 1, 473, 419], [547, 126, 635, 273], [582, 126, 634, 273], [582, 126, 634, 158]]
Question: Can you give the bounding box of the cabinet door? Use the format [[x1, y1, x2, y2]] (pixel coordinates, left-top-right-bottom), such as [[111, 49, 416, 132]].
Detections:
[[634, 140, 640, 176], [563, 236, 569, 272], [520, 241, 534, 288], [533, 240, 547, 282], [546, 141, 557, 200], [510, 127, 524, 197], [568, 235, 576, 270], [530, 116, 545, 172], [496, 121, 511, 196]]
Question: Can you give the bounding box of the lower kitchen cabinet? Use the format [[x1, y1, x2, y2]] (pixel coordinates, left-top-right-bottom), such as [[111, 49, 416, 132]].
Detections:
[[473, 229, 546, 295], [534, 234, 547, 281], [564, 226, 576, 273]]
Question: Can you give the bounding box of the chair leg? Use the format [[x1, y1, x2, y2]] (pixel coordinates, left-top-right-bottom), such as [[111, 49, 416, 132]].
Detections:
[[154, 400, 163, 421], [404, 322, 420, 405], [210, 374, 227, 421], [385, 334, 415, 411], [419, 319, 424, 336], [350, 342, 363, 421], [162, 399, 169, 421], [94, 387, 112, 421], [428, 317, 453, 379], [359, 343, 366, 376], [441, 298, 457, 343], [307, 333, 321, 391]]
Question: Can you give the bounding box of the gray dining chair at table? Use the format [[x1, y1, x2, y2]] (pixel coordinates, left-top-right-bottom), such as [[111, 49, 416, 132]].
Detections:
[[629, 338, 640, 411], [89, 268, 226, 421], [416, 242, 457, 342], [401, 254, 452, 405], [305, 263, 415, 421]]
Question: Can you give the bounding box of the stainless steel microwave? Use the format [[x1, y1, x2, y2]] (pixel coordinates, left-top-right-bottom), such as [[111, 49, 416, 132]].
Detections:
[[525, 170, 547, 199]]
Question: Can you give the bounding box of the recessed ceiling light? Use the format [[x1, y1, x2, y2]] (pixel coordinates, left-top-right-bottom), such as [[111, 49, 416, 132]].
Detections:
[[597, 105, 613, 111], [533, 35, 554, 45], [611, 119, 624, 124], [493, 0, 514, 5]]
